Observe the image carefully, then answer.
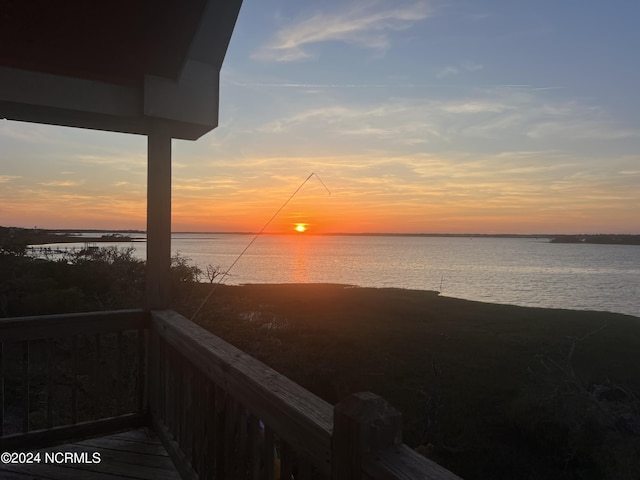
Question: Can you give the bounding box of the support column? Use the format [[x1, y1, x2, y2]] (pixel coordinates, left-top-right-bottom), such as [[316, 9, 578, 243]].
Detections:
[[146, 128, 172, 309]]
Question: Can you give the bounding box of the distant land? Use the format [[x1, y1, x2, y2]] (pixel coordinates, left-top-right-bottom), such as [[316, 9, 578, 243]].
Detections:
[[179, 231, 640, 245], [0, 226, 138, 247], [2, 226, 639, 246], [548, 234, 640, 245]]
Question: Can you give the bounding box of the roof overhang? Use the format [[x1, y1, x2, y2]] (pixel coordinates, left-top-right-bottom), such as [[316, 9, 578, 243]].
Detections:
[[0, 0, 243, 140]]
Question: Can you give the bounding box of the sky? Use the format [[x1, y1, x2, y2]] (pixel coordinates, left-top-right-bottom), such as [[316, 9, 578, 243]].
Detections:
[[2, 0, 640, 234]]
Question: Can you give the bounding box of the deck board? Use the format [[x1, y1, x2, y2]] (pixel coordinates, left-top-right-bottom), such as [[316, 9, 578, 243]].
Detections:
[[0, 429, 182, 480]]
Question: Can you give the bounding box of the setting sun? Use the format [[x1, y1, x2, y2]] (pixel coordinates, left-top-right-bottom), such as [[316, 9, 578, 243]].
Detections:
[[294, 224, 307, 233]]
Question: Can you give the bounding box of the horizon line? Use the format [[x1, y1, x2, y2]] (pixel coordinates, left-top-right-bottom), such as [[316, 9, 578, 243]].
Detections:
[[16, 227, 640, 237]]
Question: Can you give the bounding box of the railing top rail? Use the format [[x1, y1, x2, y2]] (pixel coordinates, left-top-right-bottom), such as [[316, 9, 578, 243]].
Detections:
[[364, 445, 464, 480], [0, 309, 149, 341], [151, 309, 333, 472]]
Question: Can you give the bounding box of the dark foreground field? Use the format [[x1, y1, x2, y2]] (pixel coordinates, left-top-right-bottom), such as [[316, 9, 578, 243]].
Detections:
[[184, 283, 640, 480]]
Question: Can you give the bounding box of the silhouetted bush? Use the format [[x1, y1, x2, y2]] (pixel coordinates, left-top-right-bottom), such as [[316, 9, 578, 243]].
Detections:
[[0, 246, 203, 316]]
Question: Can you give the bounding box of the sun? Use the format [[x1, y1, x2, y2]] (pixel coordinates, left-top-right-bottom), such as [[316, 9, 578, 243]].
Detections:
[[294, 223, 307, 233]]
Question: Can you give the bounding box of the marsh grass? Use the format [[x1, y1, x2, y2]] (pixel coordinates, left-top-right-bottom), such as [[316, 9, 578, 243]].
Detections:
[[185, 283, 640, 480]]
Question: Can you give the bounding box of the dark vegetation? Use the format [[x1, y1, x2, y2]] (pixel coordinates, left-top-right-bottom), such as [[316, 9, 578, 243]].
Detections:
[[2, 228, 639, 479], [0, 226, 134, 257], [550, 234, 640, 245], [189, 284, 640, 480], [0, 227, 197, 316]]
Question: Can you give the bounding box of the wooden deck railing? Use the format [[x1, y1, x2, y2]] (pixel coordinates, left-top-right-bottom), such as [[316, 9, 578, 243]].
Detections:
[[0, 310, 149, 451], [150, 309, 334, 480], [150, 310, 462, 480], [0, 309, 462, 479]]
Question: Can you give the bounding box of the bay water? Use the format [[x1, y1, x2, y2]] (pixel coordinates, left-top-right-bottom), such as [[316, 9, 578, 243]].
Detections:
[[174, 234, 640, 317], [36, 234, 640, 318]]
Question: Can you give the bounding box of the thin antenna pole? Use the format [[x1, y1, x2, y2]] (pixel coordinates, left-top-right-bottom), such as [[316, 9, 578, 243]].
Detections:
[[315, 174, 331, 196], [190, 172, 330, 320]]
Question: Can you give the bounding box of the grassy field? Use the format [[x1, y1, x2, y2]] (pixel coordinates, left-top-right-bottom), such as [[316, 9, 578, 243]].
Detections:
[[183, 283, 640, 480]]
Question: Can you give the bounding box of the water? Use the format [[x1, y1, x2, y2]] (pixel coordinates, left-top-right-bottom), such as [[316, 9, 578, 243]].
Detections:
[[32, 234, 640, 318]]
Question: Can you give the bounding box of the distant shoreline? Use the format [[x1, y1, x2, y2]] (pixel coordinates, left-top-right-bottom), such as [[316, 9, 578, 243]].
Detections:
[[117, 230, 640, 246], [3, 226, 640, 246], [0, 226, 138, 246], [178, 232, 640, 245]]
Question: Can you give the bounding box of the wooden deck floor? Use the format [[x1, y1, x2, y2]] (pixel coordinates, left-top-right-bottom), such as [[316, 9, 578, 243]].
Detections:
[[0, 429, 182, 480]]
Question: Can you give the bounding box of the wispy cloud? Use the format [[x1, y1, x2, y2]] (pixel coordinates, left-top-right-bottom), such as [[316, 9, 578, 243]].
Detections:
[[173, 177, 239, 194], [74, 153, 146, 172], [164, 149, 640, 233], [248, 86, 639, 155], [38, 180, 85, 187], [0, 122, 57, 144], [527, 120, 639, 140], [440, 101, 508, 114], [435, 62, 483, 78], [253, 1, 431, 62], [0, 175, 20, 184]]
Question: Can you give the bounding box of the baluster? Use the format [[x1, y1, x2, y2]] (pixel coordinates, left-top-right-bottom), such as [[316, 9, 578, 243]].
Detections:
[[280, 441, 294, 480], [248, 414, 261, 480], [199, 372, 208, 478], [167, 344, 175, 433], [191, 367, 203, 478], [171, 346, 179, 438], [296, 456, 313, 480], [198, 371, 208, 478], [235, 404, 248, 480], [93, 334, 100, 420], [215, 386, 227, 479], [165, 343, 172, 432], [137, 329, 145, 413], [148, 328, 159, 421], [204, 378, 216, 480], [71, 335, 78, 424], [224, 395, 237, 476], [185, 355, 192, 457], [180, 353, 190, 458], [166, 340, 173, 431], [264, 426, 275, 480], [188, 365, 196, 473], [173, 348, 180, 443], [174, 348, 181, 443], [158, 336, 166, 424], [0, 341, 4, 436], [178, 350, 186, 447], [47, 339, 54, 428], [22, 340, 29, 432], [116, 331, 123, 416]]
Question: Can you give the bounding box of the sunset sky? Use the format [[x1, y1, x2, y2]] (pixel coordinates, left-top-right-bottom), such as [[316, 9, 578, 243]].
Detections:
[[2, 1, 640, 234]]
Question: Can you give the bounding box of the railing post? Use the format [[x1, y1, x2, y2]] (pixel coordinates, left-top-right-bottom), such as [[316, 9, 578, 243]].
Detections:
[[331, 392, 403, 480]]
